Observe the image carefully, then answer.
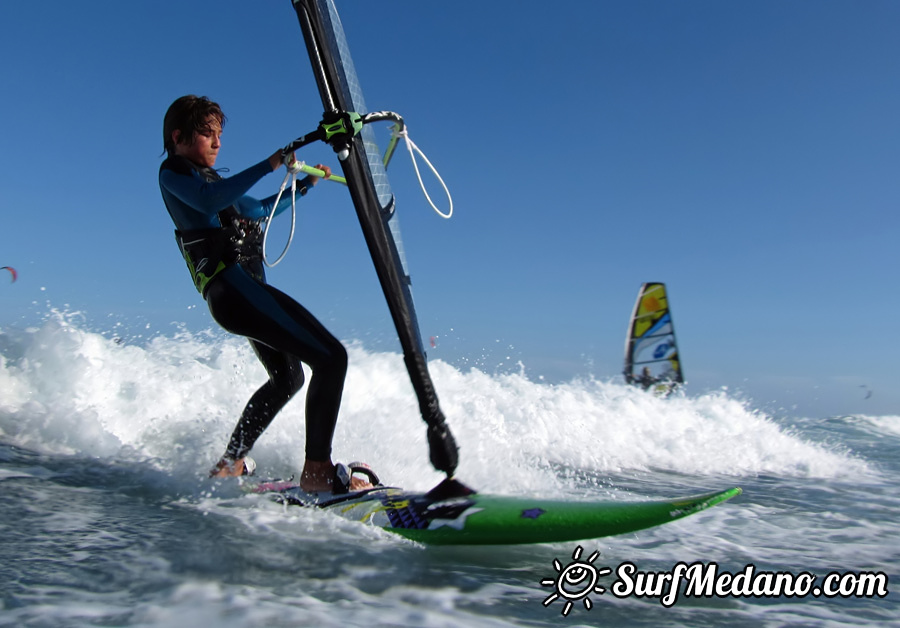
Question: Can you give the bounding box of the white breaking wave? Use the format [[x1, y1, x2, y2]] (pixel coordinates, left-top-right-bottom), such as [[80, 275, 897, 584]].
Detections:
[[0, 312, 871, 496]]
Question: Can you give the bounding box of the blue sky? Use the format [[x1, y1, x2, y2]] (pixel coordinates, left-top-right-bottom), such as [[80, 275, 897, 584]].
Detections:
[[1, 1, 897, 418]]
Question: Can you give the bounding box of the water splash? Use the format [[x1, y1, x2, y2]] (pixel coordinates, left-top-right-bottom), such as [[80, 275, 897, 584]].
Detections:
[[0, 313, 871, 494]]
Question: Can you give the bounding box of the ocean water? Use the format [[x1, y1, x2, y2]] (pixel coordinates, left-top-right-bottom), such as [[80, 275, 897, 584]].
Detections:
[[1, 312, 897, 627]]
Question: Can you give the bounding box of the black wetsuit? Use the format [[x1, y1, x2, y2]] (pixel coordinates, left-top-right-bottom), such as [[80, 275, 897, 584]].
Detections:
[[159, 155, 346, 462]]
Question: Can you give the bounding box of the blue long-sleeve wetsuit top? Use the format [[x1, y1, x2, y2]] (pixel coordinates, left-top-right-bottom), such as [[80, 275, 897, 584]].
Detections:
[[159, 155, 314, 294], [159, 156, 300, 231]]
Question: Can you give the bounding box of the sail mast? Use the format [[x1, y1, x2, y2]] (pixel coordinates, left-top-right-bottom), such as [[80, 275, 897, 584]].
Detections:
[[290, 0, 459, 475]]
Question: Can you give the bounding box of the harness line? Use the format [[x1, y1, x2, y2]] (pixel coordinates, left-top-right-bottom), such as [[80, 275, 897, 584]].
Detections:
[[262, 116, 452, 267]]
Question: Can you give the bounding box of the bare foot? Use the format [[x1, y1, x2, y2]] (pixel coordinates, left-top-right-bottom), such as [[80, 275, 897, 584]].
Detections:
[[350, 475, 374, 491], [299, 460, 333, 492], [209, 457, 247, 478], [299, 460, 374, 492]]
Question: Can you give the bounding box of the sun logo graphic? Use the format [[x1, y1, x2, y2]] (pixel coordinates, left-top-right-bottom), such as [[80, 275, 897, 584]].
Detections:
[[541, 546, 612, 616]]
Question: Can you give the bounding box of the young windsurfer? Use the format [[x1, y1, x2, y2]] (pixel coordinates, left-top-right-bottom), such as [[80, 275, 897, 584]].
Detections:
[[158, 95, 375, 492]]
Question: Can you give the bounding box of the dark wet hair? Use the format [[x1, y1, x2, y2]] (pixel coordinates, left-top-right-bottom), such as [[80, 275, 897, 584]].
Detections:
[[162, 95, 226, 154]]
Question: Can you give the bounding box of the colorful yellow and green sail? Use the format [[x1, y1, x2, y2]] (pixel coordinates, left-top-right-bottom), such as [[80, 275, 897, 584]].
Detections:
[[624, 282, 684, 393]]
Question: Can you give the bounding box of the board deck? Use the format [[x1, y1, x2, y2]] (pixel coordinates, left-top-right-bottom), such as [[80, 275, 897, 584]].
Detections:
[[248, 479, 741, 545]]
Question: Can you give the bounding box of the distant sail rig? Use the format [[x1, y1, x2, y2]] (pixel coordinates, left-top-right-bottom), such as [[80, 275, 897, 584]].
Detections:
[[289, 0, 458, 475], [624, 282, 684, 394]]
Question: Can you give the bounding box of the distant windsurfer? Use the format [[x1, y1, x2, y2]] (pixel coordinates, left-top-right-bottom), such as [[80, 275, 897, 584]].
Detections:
[[627, 367, 657, 391], [626, 366, 681, 397], [158, 95, 375, 492]]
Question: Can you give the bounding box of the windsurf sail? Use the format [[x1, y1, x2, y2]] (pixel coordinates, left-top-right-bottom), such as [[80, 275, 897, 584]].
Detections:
[[624, 282, 684, 394], [289, 0, 458, 475]]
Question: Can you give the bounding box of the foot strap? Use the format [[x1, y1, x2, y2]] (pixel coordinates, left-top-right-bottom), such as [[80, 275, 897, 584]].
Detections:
[[348, 461, 381, 487], [332, 462, 382, 495]]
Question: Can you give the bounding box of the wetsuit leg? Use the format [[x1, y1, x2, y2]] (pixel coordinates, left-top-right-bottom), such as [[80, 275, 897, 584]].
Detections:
[[205, 265, 348, 461], [223, 342, 304, 461]]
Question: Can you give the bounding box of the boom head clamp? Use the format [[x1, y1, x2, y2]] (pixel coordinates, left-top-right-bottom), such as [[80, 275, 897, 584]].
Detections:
[[320, 110, 363, 161]]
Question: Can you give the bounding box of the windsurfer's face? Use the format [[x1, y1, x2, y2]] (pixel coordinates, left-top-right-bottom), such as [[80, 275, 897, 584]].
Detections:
[[173, 117, 221, 168]]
